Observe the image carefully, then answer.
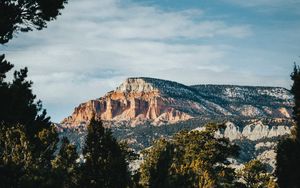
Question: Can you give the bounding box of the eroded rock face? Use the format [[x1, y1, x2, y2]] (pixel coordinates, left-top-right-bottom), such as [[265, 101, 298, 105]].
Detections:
[[61, 77, 293, 127], [223, 121, 291, 141], [62, 78, 195, 126], [220, 120, 291, 171]]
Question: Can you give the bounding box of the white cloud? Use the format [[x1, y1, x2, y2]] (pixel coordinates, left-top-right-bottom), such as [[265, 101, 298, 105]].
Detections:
[[1, 0, 258, 121]]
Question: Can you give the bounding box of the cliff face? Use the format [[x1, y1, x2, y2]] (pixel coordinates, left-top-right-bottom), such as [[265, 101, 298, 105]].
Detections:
[[223, 120, 291, 141], [61, 77, 293, 127], [222, 120, 291, 171], [62, 78, 194, 126]]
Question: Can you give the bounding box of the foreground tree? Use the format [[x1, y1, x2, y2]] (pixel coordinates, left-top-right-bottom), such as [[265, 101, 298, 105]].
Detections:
[[80, 118, 130, 188], [139, 139, 175, 187], [52, 137, 79, 187], [139, 123, 240, 188], [0, 0, 68, 44], [0, 1, 69, 186], [238, 160, 276, 188], [0, 55, 59, 186], [0, 124, 32, 187], [276, 64, 300, 188]]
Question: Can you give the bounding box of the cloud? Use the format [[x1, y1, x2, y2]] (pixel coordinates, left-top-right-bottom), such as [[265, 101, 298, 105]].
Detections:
[[2, 0, 282, 122]]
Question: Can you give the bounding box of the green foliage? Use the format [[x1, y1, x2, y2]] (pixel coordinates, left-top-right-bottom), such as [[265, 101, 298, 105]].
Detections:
[[139, 139, 175, 187], [0, 54, 13, 80], [52, 137, 80, 187], [238, 160, 276, 188], [0, 55, 60, 186], [0, 124, 32, 187], [139, 123, 240, 188], [0, 124, 32, 166], [0, 0, 68, 44], [0, 123, 61, 187], [276, 63, 300, 188], [0, 1, 74, 186], [0, 55, 51, 130], [80, 118, 130, 188]]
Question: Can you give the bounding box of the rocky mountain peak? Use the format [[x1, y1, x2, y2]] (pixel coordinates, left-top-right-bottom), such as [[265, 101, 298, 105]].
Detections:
[[115, 77, 196, 98], [61, 78, 293, 127], [115, 77, 157, 93]]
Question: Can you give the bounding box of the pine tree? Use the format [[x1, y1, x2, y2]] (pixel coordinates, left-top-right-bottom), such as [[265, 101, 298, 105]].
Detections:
[[80, 118, 130, 188], [0, 0, 68, 185], [0, 124, 32, 187], [0, 0, 68, 44], [52, 137, 79, 187], [238, 160, 276, 188], [291, 63, 300, 139], [0, 55, 59, 186], [139, 123, 240, 188], [139, 139, 175, 187], [276, 64, 300, 188]]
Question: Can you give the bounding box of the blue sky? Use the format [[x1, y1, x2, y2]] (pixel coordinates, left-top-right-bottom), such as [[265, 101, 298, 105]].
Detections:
[[1, 0, 300, 122]]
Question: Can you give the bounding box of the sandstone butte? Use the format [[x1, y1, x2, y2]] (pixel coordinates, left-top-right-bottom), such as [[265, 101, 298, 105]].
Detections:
[[61, 77, 293, 127]]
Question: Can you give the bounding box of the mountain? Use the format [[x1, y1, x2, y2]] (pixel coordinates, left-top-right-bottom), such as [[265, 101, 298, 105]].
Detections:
[[61, 77, 293, 127], [58, 77, 294, 172]]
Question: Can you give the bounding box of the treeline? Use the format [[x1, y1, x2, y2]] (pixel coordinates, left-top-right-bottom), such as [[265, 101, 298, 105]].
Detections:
[[139, 123, 277, 188]]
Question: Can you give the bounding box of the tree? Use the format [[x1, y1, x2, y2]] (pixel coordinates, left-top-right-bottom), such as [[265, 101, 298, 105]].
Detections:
[[80, 118, 130, 188], [0, 54, 58, 166], [238, 160, 276, 188], [276, 64, 300, 188], [0, 55, 59, 186], [139, 123, 240, 188], [0, 123, 32, 187], [0, 0, 68, 186], [139, 139, 175, 187], [0, 0, 68, 44], [52, 137, 80, 187]]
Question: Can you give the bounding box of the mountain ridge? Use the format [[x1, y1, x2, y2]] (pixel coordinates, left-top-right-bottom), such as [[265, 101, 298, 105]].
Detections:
[[61, 77, 293, 127]]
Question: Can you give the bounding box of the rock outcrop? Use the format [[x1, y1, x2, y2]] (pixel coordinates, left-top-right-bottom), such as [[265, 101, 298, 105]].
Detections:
[[61, 77, 293, 127]]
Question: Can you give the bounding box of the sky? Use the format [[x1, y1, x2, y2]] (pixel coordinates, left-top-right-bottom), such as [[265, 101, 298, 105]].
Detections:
[[1, 0, 300, 122]]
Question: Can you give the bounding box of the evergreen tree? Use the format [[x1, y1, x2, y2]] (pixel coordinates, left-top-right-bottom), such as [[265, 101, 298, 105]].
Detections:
[[0, 124, 32, 187], [0, 0, 68, 186], [139, 123, 240, 188], [0, 55, 59, 186], [291, 63, 300, 139], [52, 137, 79, 188], [0, 0, 68, 44], [80, 118, 130, 188], [238, 160, 276, 188], [276, 64, 300, 188], [139, 139, 175, 187]]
